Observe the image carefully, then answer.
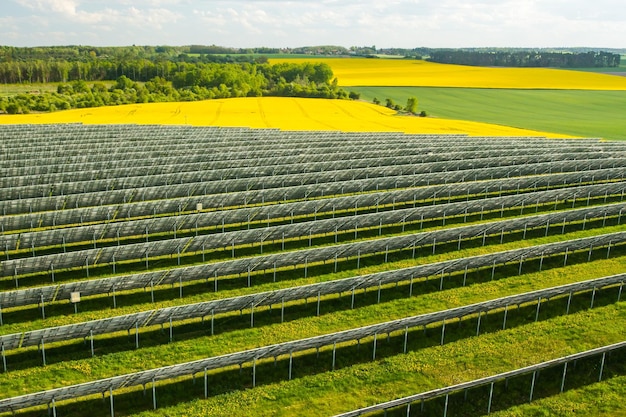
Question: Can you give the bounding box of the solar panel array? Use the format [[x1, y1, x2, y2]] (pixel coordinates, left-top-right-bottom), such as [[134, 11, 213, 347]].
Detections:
[[1, 124, 625, 416], [0, 274, 624, 414]]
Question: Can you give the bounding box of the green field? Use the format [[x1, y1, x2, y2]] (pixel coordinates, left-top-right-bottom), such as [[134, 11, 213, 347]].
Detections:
[[352, 87, 626, 140], [0, 83, 59, 97]]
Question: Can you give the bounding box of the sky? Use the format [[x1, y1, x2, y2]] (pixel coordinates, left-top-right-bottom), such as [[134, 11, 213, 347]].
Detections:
[[1, 0, 625, 49]]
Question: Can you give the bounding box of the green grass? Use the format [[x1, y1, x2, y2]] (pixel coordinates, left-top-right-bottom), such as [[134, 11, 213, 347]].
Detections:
[[352, 87, 626, 141], [10, 299, 624, 417], [491, 375, 626, 417]]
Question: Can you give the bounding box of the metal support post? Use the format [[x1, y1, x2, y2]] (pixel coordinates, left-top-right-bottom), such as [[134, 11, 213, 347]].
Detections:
[[1, 342, 6, 373], [109, 387, 114, 417], [281, 297, 285, 323], [529, 371, 537, 402], [599, 352, 606, 382], [590, 286, 596, 309], [317, 291, 321, 316], [41, 338, 46, 366], [535, 297, 541, 322], [372, 333, 377, 360], [152, 378, 157, 409], [463, 266, 468, 287], [502, 305, 508, 330], [440, 319, 446, 345], [566, 291, 573, 314], [252, 358, 256, 388], [403, 326, 409, 354]]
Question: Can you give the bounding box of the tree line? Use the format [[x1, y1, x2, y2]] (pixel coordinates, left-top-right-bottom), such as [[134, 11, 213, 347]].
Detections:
[[427, 50, 620, 68], [0, 46, 355, 114]]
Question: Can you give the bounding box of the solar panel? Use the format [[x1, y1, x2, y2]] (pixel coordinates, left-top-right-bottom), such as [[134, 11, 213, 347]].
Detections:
[[0, 278, 623, 415]]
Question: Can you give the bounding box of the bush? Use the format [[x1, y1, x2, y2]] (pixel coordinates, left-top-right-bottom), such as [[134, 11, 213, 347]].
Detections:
[[5, 102, 22, 114], [405, 97, 418, 114]]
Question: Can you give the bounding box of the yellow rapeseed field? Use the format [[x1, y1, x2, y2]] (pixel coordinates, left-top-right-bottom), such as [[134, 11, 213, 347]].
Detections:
[[271, 58, 626, 90], [0, 97, 573, 138]]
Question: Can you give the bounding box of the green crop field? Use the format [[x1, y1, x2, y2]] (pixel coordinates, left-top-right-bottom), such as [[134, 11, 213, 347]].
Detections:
[[352, 87, 626, 141]]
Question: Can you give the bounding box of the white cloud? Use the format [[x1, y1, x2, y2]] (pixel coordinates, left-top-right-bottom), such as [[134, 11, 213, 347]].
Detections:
[[5, 0, 626, 47], [16, 0, 78, 14]]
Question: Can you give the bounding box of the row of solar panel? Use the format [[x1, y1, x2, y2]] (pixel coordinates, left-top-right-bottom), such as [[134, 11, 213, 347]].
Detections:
[[3, 179, 624, 278], [0, 274, 622, 415]]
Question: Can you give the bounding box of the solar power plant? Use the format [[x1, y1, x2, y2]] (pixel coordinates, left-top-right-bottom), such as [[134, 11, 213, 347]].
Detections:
[[1, 125, 625, 417]]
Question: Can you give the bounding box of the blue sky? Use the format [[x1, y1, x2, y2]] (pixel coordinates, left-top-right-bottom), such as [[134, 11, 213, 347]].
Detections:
[[1, 0, 625, 48]]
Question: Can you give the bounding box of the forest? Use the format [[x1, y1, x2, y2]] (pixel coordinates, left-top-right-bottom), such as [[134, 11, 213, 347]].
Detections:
[[0, 45, 349, 114], [426, 50, 621, 67]]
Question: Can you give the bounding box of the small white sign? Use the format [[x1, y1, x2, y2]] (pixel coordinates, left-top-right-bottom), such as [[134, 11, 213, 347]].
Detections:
[[70, 292, 81, 303], [196, 203, 203, 211]]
